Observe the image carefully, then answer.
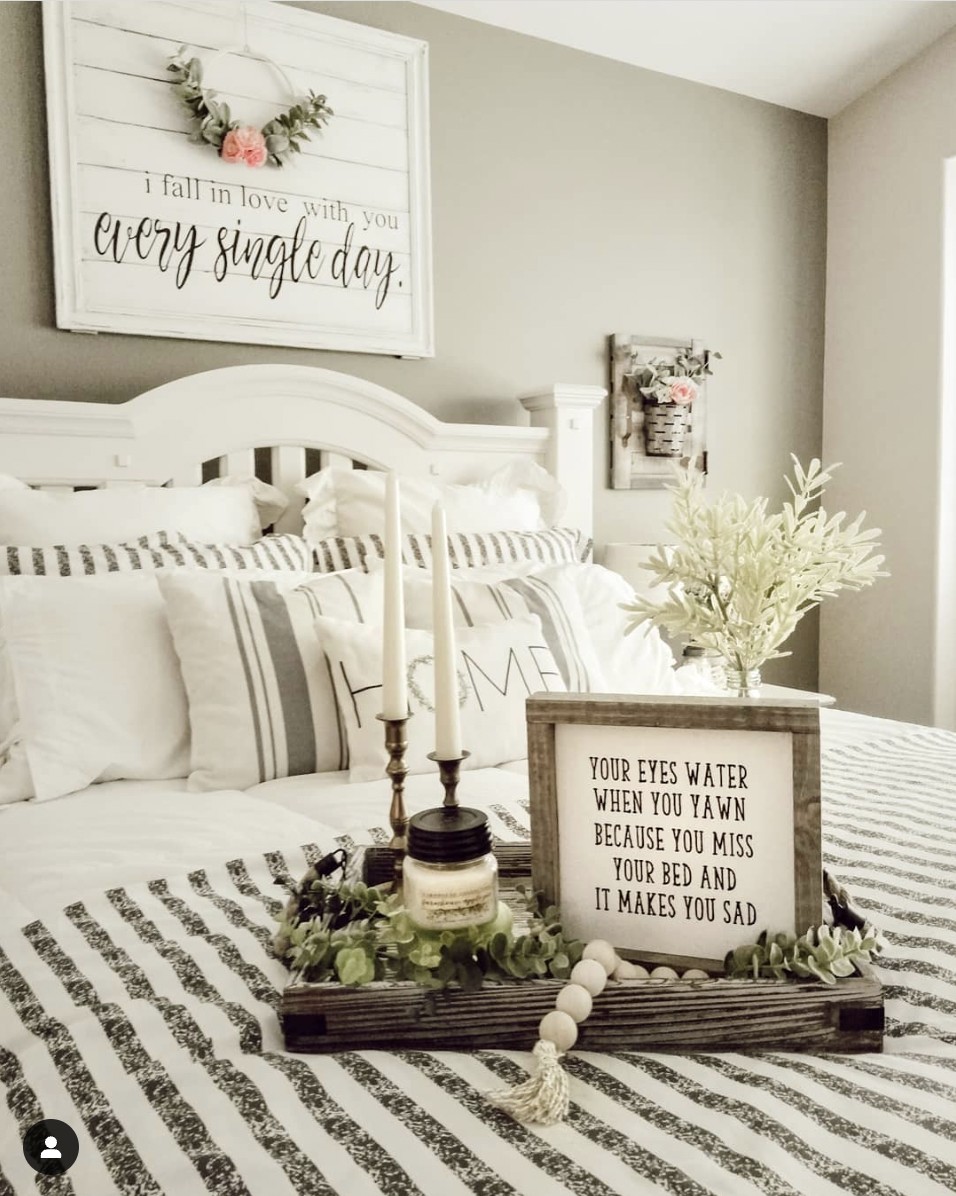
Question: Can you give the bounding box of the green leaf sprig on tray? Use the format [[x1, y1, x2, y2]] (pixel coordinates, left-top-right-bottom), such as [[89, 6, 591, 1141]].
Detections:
[[274, 874, 585, 992], [725, 924, 883, 986]]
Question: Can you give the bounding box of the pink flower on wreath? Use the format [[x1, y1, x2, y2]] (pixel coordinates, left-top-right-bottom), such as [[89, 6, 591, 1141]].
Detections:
[[221, 126, 268, 168], [665, 378, 698, 406]]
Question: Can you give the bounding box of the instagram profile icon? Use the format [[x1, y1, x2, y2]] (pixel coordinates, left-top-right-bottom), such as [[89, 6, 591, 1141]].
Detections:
[[22, 1119, 80, 1176]]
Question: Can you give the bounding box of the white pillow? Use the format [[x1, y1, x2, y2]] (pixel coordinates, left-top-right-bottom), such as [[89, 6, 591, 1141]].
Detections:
[[160, 569, 384, 791], [566, 563, 684, 694], [0, 575, 191, 803], [297, 463, 555, 544], [400, 565, 606, 693], [0, 481, 262, 547], [205, 474, 289, 529], [318, 614, 567, 782]]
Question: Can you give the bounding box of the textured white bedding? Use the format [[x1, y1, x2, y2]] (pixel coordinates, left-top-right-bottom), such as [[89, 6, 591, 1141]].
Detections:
[[0, 782, 342, 927], [248, 761, 529, 830], [3, 707, 956, 1196], [0, 712, 902, 930], [0, 765, 532, 929]]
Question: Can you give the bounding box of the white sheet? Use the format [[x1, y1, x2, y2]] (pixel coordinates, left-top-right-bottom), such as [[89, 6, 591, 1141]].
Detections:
[[0, 710, 900, 932], [4, 707, 956, 1196], [248, 761, 529, 831], [0, 779, 342, 927], [0, 763, 533, 931]]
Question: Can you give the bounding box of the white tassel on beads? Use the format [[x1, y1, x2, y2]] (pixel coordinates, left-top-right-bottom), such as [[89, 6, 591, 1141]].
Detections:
[[486, 938, 714, 1125], [486, 939, 621, 1125], [486, 1038, 570, 1126]]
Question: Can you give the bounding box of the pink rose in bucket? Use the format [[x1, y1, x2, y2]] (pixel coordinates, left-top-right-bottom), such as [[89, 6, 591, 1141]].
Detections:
[[666, 378, 698, 405], [221, 126, 268, 168]]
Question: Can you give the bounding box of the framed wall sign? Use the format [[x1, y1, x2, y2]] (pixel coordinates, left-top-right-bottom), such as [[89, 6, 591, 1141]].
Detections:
[[42, 1, 433, 356], [609, 333, 711, 489], [528, 692, 822, 971]]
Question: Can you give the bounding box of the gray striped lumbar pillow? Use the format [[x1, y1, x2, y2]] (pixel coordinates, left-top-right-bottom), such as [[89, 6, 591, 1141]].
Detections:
[[402, 566, 607, 693], [311, 527, 592, 574], [1, 531, 177, 576], [161, 532, 313, 572], [159, 569, 383, 790], [0, 531, 312, 577]]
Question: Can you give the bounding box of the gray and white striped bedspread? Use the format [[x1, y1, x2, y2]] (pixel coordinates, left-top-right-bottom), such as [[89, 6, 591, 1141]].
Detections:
[[2, 714, 956, 1194]]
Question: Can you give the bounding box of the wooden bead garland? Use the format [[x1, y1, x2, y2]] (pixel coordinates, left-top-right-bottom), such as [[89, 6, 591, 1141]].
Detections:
[[568, 958, 608, 997], [554, 982, 592, 1022], [487, 937, 713, 1126]]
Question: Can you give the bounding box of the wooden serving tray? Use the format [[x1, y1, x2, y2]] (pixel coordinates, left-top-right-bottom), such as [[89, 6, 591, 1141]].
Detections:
[[279, 844, 884, 1054]]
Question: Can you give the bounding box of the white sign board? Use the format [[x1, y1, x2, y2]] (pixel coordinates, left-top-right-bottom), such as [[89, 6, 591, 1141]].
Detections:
[[556, 723, 795, 960], [42, 1, 433, 356], [529, 695, 822, 970]]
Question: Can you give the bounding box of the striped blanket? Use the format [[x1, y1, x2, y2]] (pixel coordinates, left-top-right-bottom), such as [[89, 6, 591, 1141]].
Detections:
[[2, 713, 956, 1194]]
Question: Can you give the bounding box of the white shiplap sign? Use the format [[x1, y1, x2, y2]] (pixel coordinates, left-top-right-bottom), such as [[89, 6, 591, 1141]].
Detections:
[[42, 1, 433, 356]]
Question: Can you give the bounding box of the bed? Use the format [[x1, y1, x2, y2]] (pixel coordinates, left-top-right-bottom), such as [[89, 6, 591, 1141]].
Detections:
[[1, 365, 954, 1195]]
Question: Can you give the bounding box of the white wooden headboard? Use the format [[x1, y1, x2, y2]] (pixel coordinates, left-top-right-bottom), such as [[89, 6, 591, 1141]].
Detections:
[[0, 365, 605, 536]]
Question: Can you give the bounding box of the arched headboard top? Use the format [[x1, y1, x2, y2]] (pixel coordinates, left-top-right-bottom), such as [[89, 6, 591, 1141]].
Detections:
[[0, 364, 605, 535]]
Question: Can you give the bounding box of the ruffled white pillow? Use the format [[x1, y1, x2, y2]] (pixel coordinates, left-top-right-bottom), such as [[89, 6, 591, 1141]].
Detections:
[[296, 462, 562, 544]]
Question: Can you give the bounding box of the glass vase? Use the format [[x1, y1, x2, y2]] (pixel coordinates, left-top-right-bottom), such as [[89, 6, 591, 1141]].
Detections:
[[724, 665, 762, 698]]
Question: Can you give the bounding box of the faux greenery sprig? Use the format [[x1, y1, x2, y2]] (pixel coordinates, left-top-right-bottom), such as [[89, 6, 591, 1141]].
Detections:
[[622, 456, 886, 674], [726, 923, 883, 985], [168, 51, 332, 168], [626, 348, 721, 405], [274, 875, 585, 991]]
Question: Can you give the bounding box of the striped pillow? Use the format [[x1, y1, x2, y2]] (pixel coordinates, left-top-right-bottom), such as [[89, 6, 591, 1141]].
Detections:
[[162, 532, 313, 573], [159, 569, 383, 790], [311, 527, 592, 574], [403, 566, 606, 693], [0, 531, 176, 576], [0, 531, 312, 577]]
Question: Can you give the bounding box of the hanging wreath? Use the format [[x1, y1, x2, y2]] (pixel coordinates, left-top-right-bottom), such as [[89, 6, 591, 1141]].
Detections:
[[167, 50, 332, 168]]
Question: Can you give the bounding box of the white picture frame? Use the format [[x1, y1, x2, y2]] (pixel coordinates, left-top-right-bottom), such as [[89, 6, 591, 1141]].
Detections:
[[42, 0, 434, 357]]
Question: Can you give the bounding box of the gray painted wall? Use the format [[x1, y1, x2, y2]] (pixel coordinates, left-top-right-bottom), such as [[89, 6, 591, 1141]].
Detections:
[[1, 0, 827, 687], [823, 26, 956, 726]]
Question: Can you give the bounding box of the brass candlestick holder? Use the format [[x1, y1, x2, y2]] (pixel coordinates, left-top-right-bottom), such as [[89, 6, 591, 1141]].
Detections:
[[376, 713, 410, 854], [426, 750, 470, 809]]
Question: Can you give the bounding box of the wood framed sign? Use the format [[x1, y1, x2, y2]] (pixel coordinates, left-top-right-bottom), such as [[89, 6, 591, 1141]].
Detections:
[[608, 333, 710, 489], [528, 692, 822, 971], [42, 1, 433, 356]]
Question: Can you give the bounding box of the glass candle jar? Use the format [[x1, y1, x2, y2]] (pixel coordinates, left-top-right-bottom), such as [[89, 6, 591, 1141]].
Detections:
[[403, 806, 498, 930]]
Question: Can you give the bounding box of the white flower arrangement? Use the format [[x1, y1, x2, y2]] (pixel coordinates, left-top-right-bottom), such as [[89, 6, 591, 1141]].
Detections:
[[621, 457, 886, 675], [625, 348, 720, 406]]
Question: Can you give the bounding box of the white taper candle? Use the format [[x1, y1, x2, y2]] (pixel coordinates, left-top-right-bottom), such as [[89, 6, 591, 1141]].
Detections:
[[381, 472, 407, 719], [431, 503, 462, 758]]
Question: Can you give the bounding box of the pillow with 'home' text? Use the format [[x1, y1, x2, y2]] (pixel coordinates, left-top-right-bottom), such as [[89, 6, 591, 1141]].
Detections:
[[317, 613, 566, 781]]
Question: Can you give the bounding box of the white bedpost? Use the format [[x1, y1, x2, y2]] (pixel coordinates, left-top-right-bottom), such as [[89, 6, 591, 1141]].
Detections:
[[519, 384, 605, 538]]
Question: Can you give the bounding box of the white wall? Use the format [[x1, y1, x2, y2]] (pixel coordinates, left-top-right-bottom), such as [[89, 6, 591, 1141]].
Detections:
[[823, 27, 956, 725]]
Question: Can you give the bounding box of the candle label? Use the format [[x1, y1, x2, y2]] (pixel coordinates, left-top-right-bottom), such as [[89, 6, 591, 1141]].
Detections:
[[408, 879, 497, 929]]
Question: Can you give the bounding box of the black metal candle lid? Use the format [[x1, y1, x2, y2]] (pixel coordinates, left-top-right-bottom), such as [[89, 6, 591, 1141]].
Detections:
[[406, 807, 492, 864]]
